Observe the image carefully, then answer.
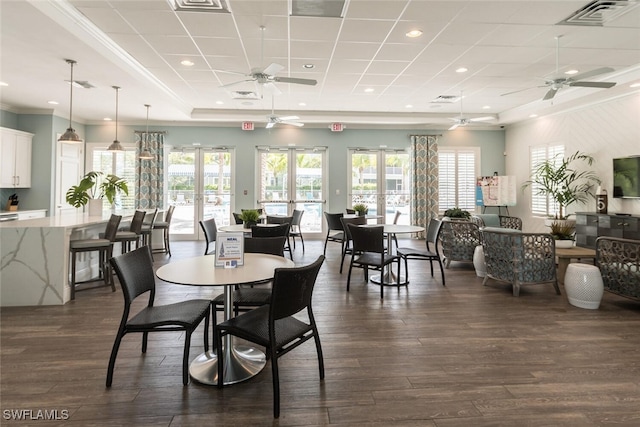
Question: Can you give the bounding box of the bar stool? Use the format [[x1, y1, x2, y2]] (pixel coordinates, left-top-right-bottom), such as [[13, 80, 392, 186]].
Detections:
[[69, 214, 122, 300], [114, 210, 145, 253], [153, 205, 175, 256], [140, 209, 158, 260]]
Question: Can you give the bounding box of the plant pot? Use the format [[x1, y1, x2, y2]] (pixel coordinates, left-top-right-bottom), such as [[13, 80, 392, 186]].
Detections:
[[555, 239, 574, 249], [243, 221, 257, 229], [88, 199, 103, 217]]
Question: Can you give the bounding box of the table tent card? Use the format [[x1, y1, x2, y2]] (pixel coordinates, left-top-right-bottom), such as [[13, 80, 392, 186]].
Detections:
[[215, 232, 244, 267]]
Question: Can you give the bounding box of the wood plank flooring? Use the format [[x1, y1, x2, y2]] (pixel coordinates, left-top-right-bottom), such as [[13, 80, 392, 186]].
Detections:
[[2, 238, 640, 426]]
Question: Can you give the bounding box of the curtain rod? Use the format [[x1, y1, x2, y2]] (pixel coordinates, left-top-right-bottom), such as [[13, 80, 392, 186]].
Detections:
[[408, 134, 442, 137], [134, 130, 167, 134]]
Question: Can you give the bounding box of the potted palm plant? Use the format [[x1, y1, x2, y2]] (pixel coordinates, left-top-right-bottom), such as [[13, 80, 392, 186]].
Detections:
[[549, 220, 575, 248], [66, 171, 129, 216], [352, 203, 368, 216], [522, 151, 601, 221], [239, 209, 260, 229]]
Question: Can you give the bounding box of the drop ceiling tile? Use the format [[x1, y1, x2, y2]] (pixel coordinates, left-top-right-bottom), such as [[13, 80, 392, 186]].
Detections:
[[339, 19, 396, 43], [291, 41, 336, 58], [193, 36, 246, 56], [143, 35, 201, 55], [375, 43, 426, 61], [333, 42, 380, 60], [177, 13, 239, 38], [290, 17, 342, 41], [366, 60, 411, 75]]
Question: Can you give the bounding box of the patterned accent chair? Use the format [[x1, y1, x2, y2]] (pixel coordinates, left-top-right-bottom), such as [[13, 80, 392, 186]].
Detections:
[[596, 236, 640, 300], [481, 229, 561, 297], [438, 220, 481, 268], [472, 214, 522, 230]]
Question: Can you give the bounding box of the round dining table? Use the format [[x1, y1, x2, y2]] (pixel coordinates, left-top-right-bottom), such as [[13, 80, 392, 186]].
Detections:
[[369, 224, 425, 286], [218, 223, 279, 233], [155, 253, 294, 386]]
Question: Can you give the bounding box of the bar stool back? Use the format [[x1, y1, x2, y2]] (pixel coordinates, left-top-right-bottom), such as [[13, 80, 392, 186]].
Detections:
[[114, 210, 145, 253], [69, 214, 122, 300], [153, 205, 175, 256], [140, 209, 158, 260]]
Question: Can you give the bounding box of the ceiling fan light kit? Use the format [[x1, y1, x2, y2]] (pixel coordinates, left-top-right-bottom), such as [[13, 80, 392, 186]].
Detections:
[[58, 59, 82, 143], [107, 86, 124, 151]]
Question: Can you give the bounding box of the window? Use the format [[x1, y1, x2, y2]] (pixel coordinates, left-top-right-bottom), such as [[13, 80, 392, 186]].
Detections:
[[438, 147, 479, 212], [86, 143, 136, 211], [529, 144, 564, 217]]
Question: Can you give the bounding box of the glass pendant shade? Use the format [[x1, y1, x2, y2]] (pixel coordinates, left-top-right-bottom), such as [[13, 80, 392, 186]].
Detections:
[[107, 86, 124, 151], [139, 104, 154, 160], [58, 59, 82, 143]]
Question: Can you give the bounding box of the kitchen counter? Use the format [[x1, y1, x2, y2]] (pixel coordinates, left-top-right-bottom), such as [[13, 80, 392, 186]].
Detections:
[[0, 210, 136, 306]]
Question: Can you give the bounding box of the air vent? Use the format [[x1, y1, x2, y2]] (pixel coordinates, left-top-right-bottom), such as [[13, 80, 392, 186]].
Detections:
[[290, 0, 346, 18], [558, 0, 640, 26], [431, 95, 461, 104], [231, 91, 260, 100], [168, 0, 230, 13], [67, 80, 95, 89]]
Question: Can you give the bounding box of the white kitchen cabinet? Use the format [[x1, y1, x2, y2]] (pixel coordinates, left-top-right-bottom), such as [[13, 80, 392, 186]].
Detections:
[[1, 127, 33, 188]]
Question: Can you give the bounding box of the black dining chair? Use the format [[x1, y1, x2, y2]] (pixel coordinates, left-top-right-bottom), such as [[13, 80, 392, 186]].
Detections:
[[289, 209, 305, 252], [214, 255, 326, 418], [252, 223, 292, 260], [113, 210, 145, 253], [323, 212, 345, 256], [140, 208, 158, 260], [199, 217, 217, 255], [346, 224, 402, 299], [339, 215, 367, 273], [397, 218, 446, 286], [153, 205, 176, 256], [107, 246, 211, 386]]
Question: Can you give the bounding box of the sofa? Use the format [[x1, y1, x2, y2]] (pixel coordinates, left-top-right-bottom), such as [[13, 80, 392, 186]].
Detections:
[[481, 228, 561, 297], [595, 236, 640, 300]]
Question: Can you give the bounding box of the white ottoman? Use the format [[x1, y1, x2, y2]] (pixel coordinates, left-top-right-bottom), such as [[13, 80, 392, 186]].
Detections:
[[564, 263, 604, 309], [473, 245, 486, 278]]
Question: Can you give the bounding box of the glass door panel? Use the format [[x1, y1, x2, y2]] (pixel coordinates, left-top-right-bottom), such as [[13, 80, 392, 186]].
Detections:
[[259, 151, 289, 215], [384, 152, 410, 225], [293, 150, 323, 233], [349, 151, 378, 216]]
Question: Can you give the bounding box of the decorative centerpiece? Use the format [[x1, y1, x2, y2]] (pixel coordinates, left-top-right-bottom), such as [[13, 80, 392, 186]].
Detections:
[[352, 203, 368, 216], [443, 207, 471, 221], [239, 209, 260, 229], [550, 220, 575, 248], [66, 171, 129, 216]]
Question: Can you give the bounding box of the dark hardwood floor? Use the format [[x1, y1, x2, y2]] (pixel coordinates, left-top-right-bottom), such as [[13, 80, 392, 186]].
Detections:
[[2, 238, 640, 426]]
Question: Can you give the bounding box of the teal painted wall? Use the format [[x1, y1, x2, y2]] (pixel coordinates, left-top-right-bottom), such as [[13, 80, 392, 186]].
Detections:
[[3, 109, 505, 215]]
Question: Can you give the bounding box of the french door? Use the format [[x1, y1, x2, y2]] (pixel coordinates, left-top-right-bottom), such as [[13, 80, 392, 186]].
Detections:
[[168, 147, 234, 240], [256, 147, 326, 234], [348, 149, 410, 224]]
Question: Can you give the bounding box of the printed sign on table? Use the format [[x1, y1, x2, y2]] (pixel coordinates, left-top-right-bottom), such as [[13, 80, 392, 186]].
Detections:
[[215, 232, 244, 267]]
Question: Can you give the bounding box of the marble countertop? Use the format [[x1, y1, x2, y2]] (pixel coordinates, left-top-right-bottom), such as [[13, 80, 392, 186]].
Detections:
[[0, 210, 136, 229]]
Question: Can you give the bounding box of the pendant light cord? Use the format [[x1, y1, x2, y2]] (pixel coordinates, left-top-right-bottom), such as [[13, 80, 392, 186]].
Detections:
[[113, 86, 120, 142], [68, 60, 75, 127]]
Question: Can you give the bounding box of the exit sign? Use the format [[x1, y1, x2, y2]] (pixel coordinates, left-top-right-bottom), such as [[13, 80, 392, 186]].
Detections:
[[242, 122, 254, 131], [331, 123, 344, 132]]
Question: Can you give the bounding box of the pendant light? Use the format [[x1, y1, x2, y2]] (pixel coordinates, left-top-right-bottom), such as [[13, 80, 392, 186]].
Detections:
[[58, 59, 82, 143], [107, 86, 124, 151], [139, 104, 154, 160]]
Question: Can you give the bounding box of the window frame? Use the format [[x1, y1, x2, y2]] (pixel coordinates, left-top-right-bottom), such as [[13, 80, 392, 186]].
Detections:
[[438, 146, 480, 214]]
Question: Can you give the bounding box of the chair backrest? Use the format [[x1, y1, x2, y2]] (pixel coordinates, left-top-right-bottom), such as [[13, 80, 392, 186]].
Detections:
[[291, 209, 304, 228], [199, 217, 217, 254], [252, 223, 289, 238], [110, 246, 155, 306], [164, 205, 176, 223], [425, 218, 442, 251], [128, 210, 146, 234], [340, 215, 367, 242], [267, 215, 293, 229], [345, 208, 356, 214], [270, 255, 325, 321], [324, 212, 344, 232], [104, 214, 123, 242], [232, 212, 243, 224], [143, 209, 159, 230], [392, 210, 401, 225], [244, 236, 286, 256], [349, 224, 385, 254], [438, 220, 480, 260]]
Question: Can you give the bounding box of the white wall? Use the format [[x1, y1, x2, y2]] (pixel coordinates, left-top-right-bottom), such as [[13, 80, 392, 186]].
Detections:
[[506, 92, 640, 232]]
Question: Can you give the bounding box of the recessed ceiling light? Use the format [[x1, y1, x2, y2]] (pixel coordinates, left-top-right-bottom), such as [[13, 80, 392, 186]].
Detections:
[[456, 67, 468, 73], [630, 82, 640, 88], [215, 100, 224, 105], [364, 88, 374, 93], [299, 102, 307, 106], [405, 104, 413, 108], [181, 60, 194, 66], [405, 29, 423, 38], [303, 64, 315, 69], [103, 117, 112, 121], [529, 114, 538, 118], [565, 69, 579, 75], [0, 81, 8, 86], [482, 105, 491, 110], [48, 101, 59, 105]]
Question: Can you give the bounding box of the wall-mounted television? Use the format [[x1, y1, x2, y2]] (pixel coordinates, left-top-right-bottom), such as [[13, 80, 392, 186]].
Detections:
[[613, 156, 640, 198]]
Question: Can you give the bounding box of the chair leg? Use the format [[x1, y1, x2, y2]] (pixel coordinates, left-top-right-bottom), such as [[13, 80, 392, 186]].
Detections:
[[312, 328, 325, 379], [300, 233, 305, 252], [215, 329, 224, 389], [106, 332, 124, 387], [346, 262, 353, 291], [403, 257, 408, 281], [183, 330, 192, 385], [203, 308, 210, 352], [271, 350, 280, 418], [165, 228, 172, 256], [142, 332, 149, 353], [70, 250, 76, 300]]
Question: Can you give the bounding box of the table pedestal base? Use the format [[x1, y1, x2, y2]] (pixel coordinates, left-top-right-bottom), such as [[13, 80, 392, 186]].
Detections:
[[370, 271, 409, 286], [189, 343, 266, 386]]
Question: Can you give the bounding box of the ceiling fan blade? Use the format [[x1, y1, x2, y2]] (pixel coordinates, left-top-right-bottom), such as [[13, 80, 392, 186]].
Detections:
[[280, 121, 304, 127], [543, 87, 558, 100], [448, 123, 460, 131], [263, 82, 282, 96], [263, 63, 284, 76], [213, 69, 248, 77], [220, 79, 254, 89], [569, 81, 616, 89], [265, 121, 275, 129], [570, 67, 614, 82], [470, 116, 495, 122], [273, 76, 318, 86], [278, 115, 299, 121], [500, 86, 540, 96]]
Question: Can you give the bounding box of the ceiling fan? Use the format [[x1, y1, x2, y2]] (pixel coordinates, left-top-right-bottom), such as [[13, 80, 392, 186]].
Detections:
[[218, 26, 317, 96], [448, 92, 494, 130], [265, 96, 304, 129], [502, 35, 616, 101]]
